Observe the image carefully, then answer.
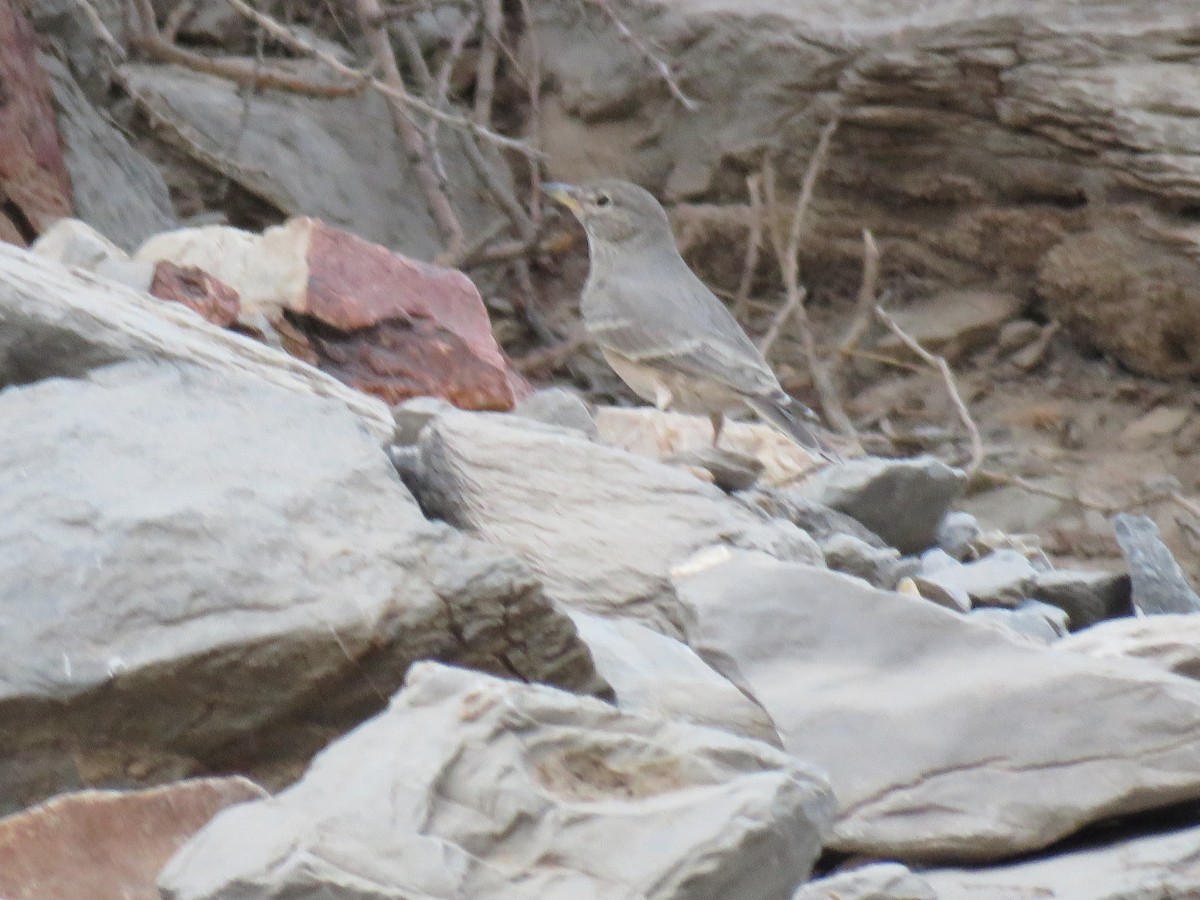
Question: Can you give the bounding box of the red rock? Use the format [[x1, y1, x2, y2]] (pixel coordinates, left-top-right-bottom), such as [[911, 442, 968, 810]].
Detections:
[[149, 261, 241, 327], [0, 0, 72, 245], [0, 776, 266, 900]]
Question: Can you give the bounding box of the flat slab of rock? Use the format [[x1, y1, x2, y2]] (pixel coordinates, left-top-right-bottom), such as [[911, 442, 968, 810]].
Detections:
[[1058, 614, 1200, 681], [0, 778, 265, 900], [915, 548, 1038, 608], [417, 408, 823, 636], [0, 362, 602, 812], [159, 662, 835, 900], [796, 456, 965, 554], [1030, 567, 1132, 630], [923, 821, 1200, 899], [675, 554, 1200, 862], [1113, 513, 1200, 615]]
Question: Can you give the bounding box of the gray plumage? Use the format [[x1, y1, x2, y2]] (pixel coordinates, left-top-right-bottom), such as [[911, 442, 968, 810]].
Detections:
[[546, 178, 833, 457]]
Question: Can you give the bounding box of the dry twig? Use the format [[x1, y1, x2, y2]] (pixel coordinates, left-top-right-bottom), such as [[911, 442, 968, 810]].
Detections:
[[875, 304, 984, 474], [474, 0, 504, 124], [588, 0, 698, 111], [758, 120, 856, 441], [837, 229, 881, 360], [733, 173, 765, 322]]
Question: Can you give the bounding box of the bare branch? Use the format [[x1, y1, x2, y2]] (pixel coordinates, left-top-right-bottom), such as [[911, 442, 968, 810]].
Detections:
[[836, 228, 880, 360], [733, 173, 764, 322], [474, 0, 504, 124], [73, 0, 126, 58], [875, 303, 985, 474], [588, 0, 699, 111], [349, 0, 467, 257]]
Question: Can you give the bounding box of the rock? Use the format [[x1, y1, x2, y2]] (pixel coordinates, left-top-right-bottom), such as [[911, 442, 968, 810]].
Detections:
[[0, 2, 72, 245], [417, 407, 823, 636], [1112, 513, 1200, 615], [909, 574, 972, 613], [137, 216, 529, 409], [0, 777, 265, 900], [158, 662, 836, 900], [514, 386, 598, 438], [0, 362, 603, 812], [119, 62, 509, 262], [792, 863, 935, 900], [936, 510, 982, 561], [1117, 405, 1190, 449], [1029, 567, 1133, 630], [969, 600, 1070, 644], [675, 553, 1200, 862], [742, 489, 890, 548], [996, 318, 1042, 353], [568, 611, 780, 745], [0, 240, 395, 441], [796, 456, 965, 554], [914, 548, 1038, 608], [41, 54, 176, 251], [392, 395, 456, 445], [1059, 615, 1200, 681], [594, 406, 825, 487], [875, 290, 1023, 362], [667, 446, 764, 492], [148, 261, 240, 327], [821, 533, 911, 590], [923, 820, 1200, 899], [31, 217, 156, 290]]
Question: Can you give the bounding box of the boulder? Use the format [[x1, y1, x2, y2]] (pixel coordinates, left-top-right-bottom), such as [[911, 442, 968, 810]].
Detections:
[[159, 662, 835, 900], [416, 407, 823, 636], [0, 778, 264, 900], [1112, 513, 1200, 615], [0, 361, 602, 812], [675, 553, 1200, 862], [1058, 615, 1200, 681]]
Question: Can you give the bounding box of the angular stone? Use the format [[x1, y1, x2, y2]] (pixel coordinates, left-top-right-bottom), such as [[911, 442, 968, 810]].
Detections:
[[417, 408, 823, 636], [158, 663, 835, 900], [969, 600, 1070, 644], [0, 241, 394, 440], [594, 406, 824, 487], [1058, 614, 1200, 681], [137, 217, 528, 409], [916, 549, 1038, 608], [0, 362, 602, 812], [792, 863, 935, 900], [0, 777, 265, 900], [924, 820, 1200, 899], [668, 446, 764, 493], [1112, 513, 1200, 615], [148, 261, 240, 327], [514, 386, 598, 438], [821, 533, 910, 590], [569, 611, 780, 745], [936, 510, 983, 561], [796, 456, 966, 554], [675, 553, 1200, 862], [740, 489, 890, 549], [1030, 567, 1133, 630]]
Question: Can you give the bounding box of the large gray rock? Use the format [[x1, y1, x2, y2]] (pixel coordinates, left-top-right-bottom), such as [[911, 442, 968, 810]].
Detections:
[[0, 362, 603, 812], [119, 63, 510, 261], [0, 241, 393, 440], [159, 662, 836, 900], [923, 821, 1200, 899], [568, 611, 780, 745], [795, 457, 966, 554], [1113, 513, 1200, 615], [416, 408, 823, 636], [914, 548, 1038, 608], [674, 553, 1200, 862], [42, 54, 177, 251]]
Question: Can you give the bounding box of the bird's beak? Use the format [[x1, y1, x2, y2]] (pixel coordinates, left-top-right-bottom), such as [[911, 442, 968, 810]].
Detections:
[[544, 181, 582, 213]]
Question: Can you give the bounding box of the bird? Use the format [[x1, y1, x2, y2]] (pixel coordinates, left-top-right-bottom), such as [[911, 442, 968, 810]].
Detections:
[[545, 178, 835, 459]]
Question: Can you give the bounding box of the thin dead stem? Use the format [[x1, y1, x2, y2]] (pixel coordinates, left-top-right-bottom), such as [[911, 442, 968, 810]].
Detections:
[[733, 173, 765, 322], [588, 0, 698, 111], [875, 304, 984, 474], [837, 229, 881, 360]]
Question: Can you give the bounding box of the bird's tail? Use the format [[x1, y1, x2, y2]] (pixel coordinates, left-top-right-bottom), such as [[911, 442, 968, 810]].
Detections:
[[746, 395, 842, 463]]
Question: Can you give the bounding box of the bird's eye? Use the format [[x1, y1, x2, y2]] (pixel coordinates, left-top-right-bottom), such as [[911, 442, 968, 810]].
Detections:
[[595, 193, 612, 208]]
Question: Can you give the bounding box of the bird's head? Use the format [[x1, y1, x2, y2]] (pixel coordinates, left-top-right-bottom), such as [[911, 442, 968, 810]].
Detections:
[[545, 179, 673, 246]]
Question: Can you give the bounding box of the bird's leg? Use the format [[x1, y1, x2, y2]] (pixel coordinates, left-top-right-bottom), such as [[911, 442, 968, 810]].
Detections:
[[710, 412, 725, 449]]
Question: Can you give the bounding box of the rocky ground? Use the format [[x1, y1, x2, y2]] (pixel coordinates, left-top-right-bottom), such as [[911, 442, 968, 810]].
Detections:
[[5, 0, 1200, 898]]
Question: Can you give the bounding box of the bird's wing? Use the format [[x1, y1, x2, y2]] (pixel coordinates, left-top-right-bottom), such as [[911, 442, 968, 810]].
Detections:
[[583, 268, 783, 399]]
